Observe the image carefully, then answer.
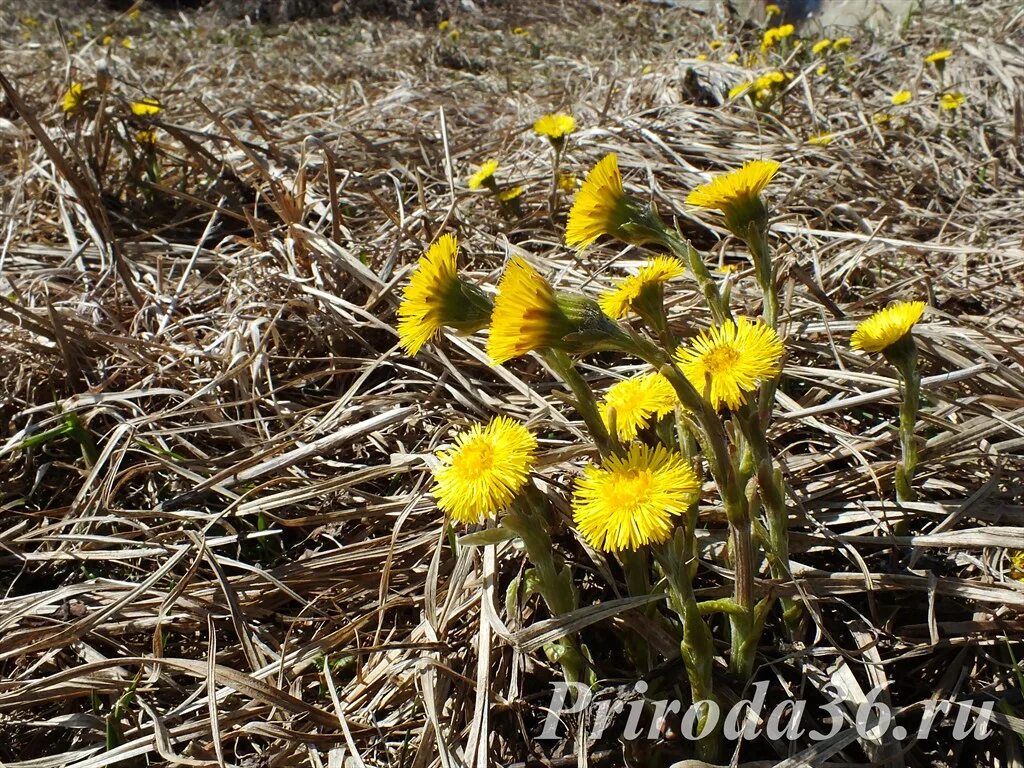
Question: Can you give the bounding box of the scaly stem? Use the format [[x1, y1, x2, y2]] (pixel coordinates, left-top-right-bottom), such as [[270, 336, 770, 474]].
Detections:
[[890, 340, 921, 503], [548, 144, 563, 219], [543, 348, 613, 458], [657, 229, 733, 325]]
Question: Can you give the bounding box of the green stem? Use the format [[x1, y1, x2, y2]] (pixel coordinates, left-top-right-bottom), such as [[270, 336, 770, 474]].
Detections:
[[549, 144, 562, 219], [744, 223, 779, 330], [891, 342, 921, 503], [658, 230, 733, 325], [543, 348, 613, 458]]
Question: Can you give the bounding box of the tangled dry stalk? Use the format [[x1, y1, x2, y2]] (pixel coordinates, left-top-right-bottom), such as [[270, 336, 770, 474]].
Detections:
[[1, 0, 1023, 765]]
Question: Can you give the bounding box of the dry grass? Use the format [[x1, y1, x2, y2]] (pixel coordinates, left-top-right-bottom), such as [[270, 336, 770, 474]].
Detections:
[[1, 0, 1023, 766]]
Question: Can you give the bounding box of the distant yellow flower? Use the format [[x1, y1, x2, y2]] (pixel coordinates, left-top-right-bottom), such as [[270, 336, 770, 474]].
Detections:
[[449, 29, 462, 42], [696, 54, 708, 61], [599, 256, 684, 320], [717, 263, 739, 275], [832, 37, 852, 50], [812, 38, 832, 55], [437, 19, 450, 30], [468, 159, 499, 190], [600, 372, 678, 441], [891, 90, 913, 105], [397, 234, 492, 355], [685, 159, 781, 235], [777, 24, 795, 38], [709, 40, 724, 50], [728, 80, 755, 99], [433, 417, 537, 524], [573, 444, 699, 552], [488, 258, 564, 364], [726, 51, 740, 63], [102, 35, 114, 46], [816, 64, 828, 76], [566, 153, 656, 251], [533, 112, 576, 141], [808, 131, 834, 146], [1010, 551, 1024, 581], [765, 3, 782, 16], [851, 301, 926, 354], [497, 185, 524, 202], [121, 37, 133, 49], [512, 26, 529, 36], [128, 8, 141, 20], [873, 112, 891, 125], [61, 82, 84, 113], [675, 317, 784, 410], [761, 23, 794, 51], [136, 128, 158, 145], [925, 49, 952, 63], [940, 91, 965, 110], [557, 172, 578, 193], [130, 98, 161, 116]]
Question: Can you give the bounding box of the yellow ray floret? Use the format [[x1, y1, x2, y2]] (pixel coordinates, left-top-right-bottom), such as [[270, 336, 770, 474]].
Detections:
[[533, 113, 577, 140], [432, 416, 538, 524], [598, 256, 684, 320], [565, 153, 626, 250], [850, 301, 926, 354], [891, 90, 912, 105], [62, 82, 84, 113], [488, 257, 560, 364], [397, 234, 460, 355], [686, 159, 780, 214], [675, 317, 784, 410], [468, 159, 499, 189], [940, 92, 965, 111], [573, 443, 699, 552], [130, 97, 162, 116], [925, 49, 952, 63], [600, 372, 678, 442]]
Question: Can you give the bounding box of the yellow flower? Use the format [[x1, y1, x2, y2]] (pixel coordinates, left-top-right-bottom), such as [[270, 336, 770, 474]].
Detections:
[[832, 37, 852, 50], [128, 8, 141, 20], [437, 19, 450, 30], [487, 258, 564, 364], [940, 91, 965, 110], [765, 3, 781, 16], [873, 112, 891, 125], [816, 64, 828, 76], [533, 112, 577, 140], [512, 26, 529, 36], [565, 153, 651, 252], [600, 372, 678, 441], [850, 301, 926, 354], [397, 234, 492, 355], [130, 98, 162, 116], [808, 131, 834, 146], [685, 159, 781, 235], [728, 80, 755, 99], [777, 24, 795, 38], [468, 159, 499, 190], [433, 417, 538, 524], [812, 38, 832, 55], [598, 256, 684, 320], [925, 49, 952, 63], [696, 54, 708, 61], [498, 186, 525, 202], [891, 90, 913, 105], [675, 317, 784, 410], [136, 128, 158, 145], [717, 263, 739, 275], [761, 23, 794, 51], [449, 29, 462, 42], [121, 37, 133, 49], [709, 40, 724, 50], [572, 444, 699, 552], [726, 52, 740, 63], [1010, 551, 1024, 581], [102, 35, 114, 46], [557, 172, 578, 193], [61, 82, 84, 113]]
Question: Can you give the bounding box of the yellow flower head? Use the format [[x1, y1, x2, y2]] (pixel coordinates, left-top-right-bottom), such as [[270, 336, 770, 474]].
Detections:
[[468, 159, 499, 190], [565, 154, 665, 251], [710, 40, 724, 50], [728, 80, 755, 99], [675, 317, 784, 410], [816, 64, 828, 76], [925, 49, 952, 64], [128, 8, 141, 20], [437, 19, 450, 30], [598, 256, 684, 320], [600, 372, 678, 441], [726, 51, 740, 63], [449, 29, 462, 42], [497, 185, 525, 202], [940, 91, 965, 111], [573, 444, 699, 552], [891, 90, 913, 105], [832, 37, 852, 50], [136, 128, 158, 145], [131, 98, 162, 116], [120, 37, 133, 49], [61, 82, 84, 113], [808, 131, 834, 146], [533, 112, 577, 142], [487, 258, 564, 363], [685, 159, 781, 235], [512, 26, 529, 36], [433, 416, 537, 524], [812, 38, 832, 55], [873, 112, 891, 125], [397, 234, 492, 355], [760, 23, 794, 51], [102, 34, 114, 46], [850, 301, 925, 354], [1010, 551, 1024, 581], [765, 3, 782, 16], [557, 172, 578, 193]]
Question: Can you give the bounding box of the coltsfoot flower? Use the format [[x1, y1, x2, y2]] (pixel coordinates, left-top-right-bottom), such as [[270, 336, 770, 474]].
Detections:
[[686, 159, 780, 237], [432, 416, 538, 524], [130, 97, 162, 116], [468, 159, 499, 190], [891, 90, 913, 105], [533, 113, 577, 142], [62, 82, 84, 113], [850, 301, 926, 354], [573, 444, 699, 552], [940, 91, 965, 111], [675, 317, 784, 410], [598, 256, 684, 320], [397, 234, 492, 355], [925, 49, 952, 64], [600, 372, 678, 442]]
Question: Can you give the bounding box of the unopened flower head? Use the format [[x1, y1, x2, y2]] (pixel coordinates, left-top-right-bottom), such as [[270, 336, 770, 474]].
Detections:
[[600, 372, 678, 441], [433, 416, 538, 524], [812, 38, 832, 55], [468, 159, 499, 190], [598, 256, 684, 320], [686, 159, 780, 237], [130, 97, 161, 116], [925, 49, 952, 64], [940, 91, 965, 111], [565, 153, 666, 251], [675, 317, 784, 410], [397, 234, 492, 355], [850, 301, 925, 354], [891, 90, 913, 105], [808, 131, 834, 146], [62, 82, 84, 113], [573, 443, 699, 552]]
